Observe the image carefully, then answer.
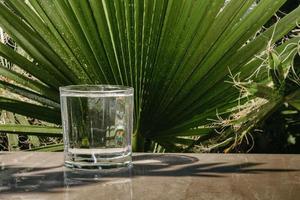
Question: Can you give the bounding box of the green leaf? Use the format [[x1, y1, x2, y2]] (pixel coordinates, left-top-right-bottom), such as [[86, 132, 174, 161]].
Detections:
[[287, 90, 300, 111], [158, 137, 195, 146], [0, 80, 60, 108], [27, 143, 63, 152], [268, 51, 285, 89], [1, 111, 19, 151], [0, 1, 81, 85], [153, 0, 287, 120], [5, 0, 88, 84], [0, 124, 62, 137], [153, 127, 212, 138], [0, 0, 299, 152], [15, 114, 40, 147], [0, 42, 61, 88], [0, 97, 61, 124], [0, 64, 59, 102]]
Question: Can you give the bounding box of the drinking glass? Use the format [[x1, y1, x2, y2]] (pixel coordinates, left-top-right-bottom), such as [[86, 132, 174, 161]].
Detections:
[[60, 85, 133, 170]]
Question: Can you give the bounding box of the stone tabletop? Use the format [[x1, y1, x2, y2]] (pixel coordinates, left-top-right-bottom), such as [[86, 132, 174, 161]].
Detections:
[[0, 153, 299, 200]]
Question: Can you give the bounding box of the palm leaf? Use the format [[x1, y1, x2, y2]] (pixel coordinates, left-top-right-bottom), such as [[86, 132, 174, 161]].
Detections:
[[0, 97, 61, 124], [14, 114, 41, 147], [0, 124, 62, 137], [0, 2, 76, 86], [27, 143, 63, 152], [1, 111, 19, 150], [0, 0, 299, 151]]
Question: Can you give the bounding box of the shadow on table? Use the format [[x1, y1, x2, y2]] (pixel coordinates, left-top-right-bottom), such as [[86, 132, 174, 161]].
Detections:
[[0, 154, 299, 194]]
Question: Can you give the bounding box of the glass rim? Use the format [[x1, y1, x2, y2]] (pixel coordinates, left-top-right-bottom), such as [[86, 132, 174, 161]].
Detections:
[[59, 84, 134, 95]]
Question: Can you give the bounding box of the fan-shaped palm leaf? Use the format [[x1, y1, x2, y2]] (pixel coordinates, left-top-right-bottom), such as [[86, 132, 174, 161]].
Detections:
[[0, 0, 299, 151]]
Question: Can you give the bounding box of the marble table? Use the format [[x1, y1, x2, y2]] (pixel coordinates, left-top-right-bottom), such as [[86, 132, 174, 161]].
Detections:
[[0, 153, 299, 200]]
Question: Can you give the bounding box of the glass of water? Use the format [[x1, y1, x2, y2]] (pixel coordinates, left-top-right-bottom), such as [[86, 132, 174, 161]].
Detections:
[[59, 85, 133, 170]]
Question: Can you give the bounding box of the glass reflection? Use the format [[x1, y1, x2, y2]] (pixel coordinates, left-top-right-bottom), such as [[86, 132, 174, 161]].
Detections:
[[63, 167, 132, 200]]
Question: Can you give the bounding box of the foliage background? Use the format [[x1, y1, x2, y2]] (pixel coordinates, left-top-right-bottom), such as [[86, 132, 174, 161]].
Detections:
[[0, 0, 299, 153]]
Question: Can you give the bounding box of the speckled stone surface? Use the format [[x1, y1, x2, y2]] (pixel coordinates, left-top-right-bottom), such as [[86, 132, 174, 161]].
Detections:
[[0, 153, 299, 200]]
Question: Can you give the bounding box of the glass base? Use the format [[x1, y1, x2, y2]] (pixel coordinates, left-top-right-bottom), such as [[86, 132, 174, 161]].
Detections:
[[64, 150, 132, 170]]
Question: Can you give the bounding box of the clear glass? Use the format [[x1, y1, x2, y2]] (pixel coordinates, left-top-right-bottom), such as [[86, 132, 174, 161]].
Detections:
[[60, 85, 133, 170]]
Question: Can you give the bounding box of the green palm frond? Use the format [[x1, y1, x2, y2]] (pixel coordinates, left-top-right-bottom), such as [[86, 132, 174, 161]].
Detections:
[[0, 0, 299, 151]]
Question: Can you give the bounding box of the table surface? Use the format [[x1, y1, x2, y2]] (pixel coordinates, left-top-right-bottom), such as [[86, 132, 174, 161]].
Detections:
[[0, 153, 299, 200]]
